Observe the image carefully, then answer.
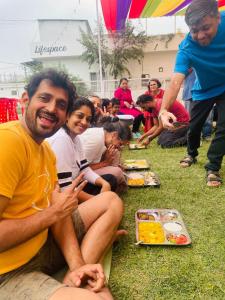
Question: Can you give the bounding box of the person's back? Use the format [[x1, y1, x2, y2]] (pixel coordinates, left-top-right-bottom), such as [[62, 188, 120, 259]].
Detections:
[[80, 127, 106, 163], [154, 99, 189, 123]]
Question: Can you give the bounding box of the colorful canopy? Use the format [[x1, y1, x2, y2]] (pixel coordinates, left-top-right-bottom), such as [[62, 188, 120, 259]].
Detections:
[[129, 0, 225, 18], [100, 0, 132, 32], [100, 0, 225, 32]]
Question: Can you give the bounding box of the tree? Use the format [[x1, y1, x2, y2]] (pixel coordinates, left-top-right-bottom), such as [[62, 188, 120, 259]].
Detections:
[[79, 22, 149, 79]]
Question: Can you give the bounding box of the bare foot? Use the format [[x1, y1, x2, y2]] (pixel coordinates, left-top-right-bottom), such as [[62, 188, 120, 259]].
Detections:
[[180, 162, 190, 168], [207, 181, 221, 187], [113, 229, 128, 242]]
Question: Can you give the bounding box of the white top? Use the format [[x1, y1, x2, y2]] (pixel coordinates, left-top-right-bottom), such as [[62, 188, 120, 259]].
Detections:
[[47, 128, 99, 189], [79, 127, 106, 163]]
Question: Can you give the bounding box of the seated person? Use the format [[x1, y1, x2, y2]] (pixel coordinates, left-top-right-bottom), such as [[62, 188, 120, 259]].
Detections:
[[138, 94, 190, 148], [102, 98, 112, 115], [114, 78, 143, 137], [0, 69, 124, 300], [88, 95, 103, 126], [80, 117, 132, 193], [110, 98, 121, 117], [47, 97, 117, 201], [145, 78, 164, 100]]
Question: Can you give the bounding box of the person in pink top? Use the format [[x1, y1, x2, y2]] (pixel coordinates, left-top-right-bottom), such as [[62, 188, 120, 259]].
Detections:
[[145, 78, 165, 101], [114, 78, 143, 137], [137, 94, 190, 148]]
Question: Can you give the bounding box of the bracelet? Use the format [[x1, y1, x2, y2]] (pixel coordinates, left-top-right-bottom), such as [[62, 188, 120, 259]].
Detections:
[[158, 109, 168, 119]]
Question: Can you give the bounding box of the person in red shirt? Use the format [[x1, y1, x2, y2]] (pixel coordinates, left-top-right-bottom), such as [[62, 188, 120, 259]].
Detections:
[[137, 94, 190, 148], [145, 78, 165, 100]]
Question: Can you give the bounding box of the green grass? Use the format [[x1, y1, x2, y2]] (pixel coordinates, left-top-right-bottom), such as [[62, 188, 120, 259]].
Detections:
[[109, 140, 225, 300]]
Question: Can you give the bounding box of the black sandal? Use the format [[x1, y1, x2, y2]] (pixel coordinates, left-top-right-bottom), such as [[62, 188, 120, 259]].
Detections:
[[206, 170, 222, 187], [180, 155, 197, 168]]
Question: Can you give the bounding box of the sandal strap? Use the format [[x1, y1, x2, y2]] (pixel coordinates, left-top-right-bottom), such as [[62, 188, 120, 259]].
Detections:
[[180, 156, 196, 164], [206, 171, 222, 182]]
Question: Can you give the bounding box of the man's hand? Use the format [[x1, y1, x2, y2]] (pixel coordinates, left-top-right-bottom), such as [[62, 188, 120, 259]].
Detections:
[[143, 137, 150, 146], [63, 264, 105, 292], [50, 173, 87, 221], [160, 111, 176, 129], [137, 135, 145, 143]]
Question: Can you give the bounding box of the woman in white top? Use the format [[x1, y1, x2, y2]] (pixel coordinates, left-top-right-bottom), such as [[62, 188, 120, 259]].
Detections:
[[79, 117, 132, 193], [48, 97, 117, 202]]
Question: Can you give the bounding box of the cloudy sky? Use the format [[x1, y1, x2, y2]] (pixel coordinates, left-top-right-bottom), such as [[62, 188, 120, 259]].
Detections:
[[0, 0, 188, 74]]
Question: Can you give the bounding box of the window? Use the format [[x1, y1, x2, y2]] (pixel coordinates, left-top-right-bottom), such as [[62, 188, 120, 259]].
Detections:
[[11, 90, 17, 95], [90, 72, 97, 92], [141, 74, 150, 87]]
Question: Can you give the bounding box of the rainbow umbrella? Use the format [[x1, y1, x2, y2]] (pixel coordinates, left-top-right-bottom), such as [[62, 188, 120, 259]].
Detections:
[[100, 0, 132, 32], [100, 0, 225, 31], [129, 0, 225, 18]]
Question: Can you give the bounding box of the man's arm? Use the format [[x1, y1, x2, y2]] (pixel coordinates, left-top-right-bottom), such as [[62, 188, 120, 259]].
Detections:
[[160, 73, 185, 128], [0, 175, 86, 253], [143, 119, 164, 145], [138, 118, 159, 142]]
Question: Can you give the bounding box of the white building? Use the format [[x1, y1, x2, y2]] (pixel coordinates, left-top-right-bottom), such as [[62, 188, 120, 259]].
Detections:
[[0, 19, 186, 99], [26, 19, 99, 83]]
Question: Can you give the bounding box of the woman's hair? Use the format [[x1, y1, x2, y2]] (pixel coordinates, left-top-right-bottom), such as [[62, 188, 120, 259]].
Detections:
[[185, 0, 218, 27], [118, 77, 128, 87], [101, 98, 111, 109], [148, 78, 162, 90], [63, 97, 95, 133], [98, 117, 132, 141]]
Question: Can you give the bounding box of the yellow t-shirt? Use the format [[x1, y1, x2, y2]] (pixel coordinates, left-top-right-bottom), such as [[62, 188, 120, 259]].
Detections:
[[0, 121, 57, 275]]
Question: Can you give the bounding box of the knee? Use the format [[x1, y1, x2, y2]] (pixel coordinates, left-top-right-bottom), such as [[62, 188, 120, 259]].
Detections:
[[104, 191, 124, 221], [111, 167, 126, 184]]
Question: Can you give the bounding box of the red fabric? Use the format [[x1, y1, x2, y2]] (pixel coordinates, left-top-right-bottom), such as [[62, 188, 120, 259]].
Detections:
[[145, 88, 165, 100], [153, 99, 190, 123], [143, 111, 154, 132], [101, 0, 117, 31], [129, 0, 147, 18], [114, 87, 142, 117], [0, 98, 19, 123], [218, 0, 225, 7]]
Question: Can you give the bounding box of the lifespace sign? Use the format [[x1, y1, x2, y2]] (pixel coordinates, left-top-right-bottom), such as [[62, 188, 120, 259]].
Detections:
[[35, 45, 67, 56], [31, 42, 82, 58]]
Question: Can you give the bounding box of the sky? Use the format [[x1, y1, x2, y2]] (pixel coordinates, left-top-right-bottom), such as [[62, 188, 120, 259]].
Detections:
[[0, 0, 188, 75]]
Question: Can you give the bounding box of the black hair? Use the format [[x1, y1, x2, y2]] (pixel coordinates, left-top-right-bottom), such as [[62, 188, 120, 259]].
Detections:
[[185, 0, 219, 27], [25, 68, 77, 113], [98, 117, 132, 141], [137, 94, 154, 104], [118, 77, 128, 87], [148, 78, 162, 90], [101, 98, 111, 109], [111, 98, 120, 106], [63, 97, 95, 133]]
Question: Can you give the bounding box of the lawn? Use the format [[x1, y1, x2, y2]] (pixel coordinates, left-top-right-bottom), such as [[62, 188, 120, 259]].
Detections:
[[110, 140, 225, 300]]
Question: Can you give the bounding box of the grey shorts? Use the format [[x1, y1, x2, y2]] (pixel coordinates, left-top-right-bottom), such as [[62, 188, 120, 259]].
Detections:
[[0, 209, 86, 300]]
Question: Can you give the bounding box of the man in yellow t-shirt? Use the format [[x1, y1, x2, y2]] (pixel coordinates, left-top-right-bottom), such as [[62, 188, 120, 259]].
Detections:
[[0, 69, 124, 300]]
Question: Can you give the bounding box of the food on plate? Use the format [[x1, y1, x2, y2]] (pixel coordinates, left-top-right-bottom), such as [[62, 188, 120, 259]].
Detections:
[[138, 222, 165, 244], [127, 173, 145, 186]]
